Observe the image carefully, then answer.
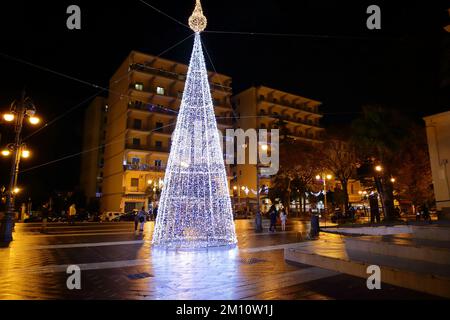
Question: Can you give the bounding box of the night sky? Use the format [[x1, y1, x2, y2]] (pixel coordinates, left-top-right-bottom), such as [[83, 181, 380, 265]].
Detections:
[[0, 0, 448, 204]]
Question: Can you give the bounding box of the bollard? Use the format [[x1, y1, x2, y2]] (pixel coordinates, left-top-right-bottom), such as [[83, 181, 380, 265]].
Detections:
[[310, 214, 320, 238], [255, 211, 263, 233]]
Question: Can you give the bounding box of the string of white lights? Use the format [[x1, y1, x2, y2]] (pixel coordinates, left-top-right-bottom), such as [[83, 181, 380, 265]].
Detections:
[[152, 31, 237, 249]]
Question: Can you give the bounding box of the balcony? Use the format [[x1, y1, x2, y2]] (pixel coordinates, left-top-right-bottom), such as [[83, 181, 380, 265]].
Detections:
[[128, 101, 177, 117], [125, 143, 150, 151], [258, 112, 321, 128], [123, 186, 146, 195], [129, 63, 185, 81], [210, 82, 232, 94], [258, 96, 321, 116], [125, 144, 170, 153], [124, 163, 166, 172], [129, 63, 232, 94], [127, 123, 150, 132]]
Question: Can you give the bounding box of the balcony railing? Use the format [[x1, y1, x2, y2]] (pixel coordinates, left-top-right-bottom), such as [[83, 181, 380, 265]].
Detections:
[[258, 96, 321, 115], [128, 101, 178, 116], [127, 123, 150, 131], [129, 63, 232, 94], [125, 144, 170, 153], [124, 164, 166, 172], [258, 112, 321, 128]]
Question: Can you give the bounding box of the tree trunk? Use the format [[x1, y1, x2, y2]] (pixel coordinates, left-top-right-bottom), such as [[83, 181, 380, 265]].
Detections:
[[341, 179, 350, 211], [383, 181, 395, 221]]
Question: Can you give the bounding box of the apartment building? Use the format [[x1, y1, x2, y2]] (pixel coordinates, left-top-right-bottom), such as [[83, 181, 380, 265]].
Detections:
[[232, 86, 325, 205], [80, 96, 108, 205], [98, 51, 234, 213], [424, 111, 450, 217]]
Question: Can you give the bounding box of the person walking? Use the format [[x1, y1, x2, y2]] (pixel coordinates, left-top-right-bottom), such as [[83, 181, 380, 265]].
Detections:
[[68, 204, 77, 225], [134, 210, 140, 232], [153, 205, 158, 220], [41, 202, 49, 233], [280, 208, 287, 231], [269, 205, 277, 232], [137, 207, 146, 233]]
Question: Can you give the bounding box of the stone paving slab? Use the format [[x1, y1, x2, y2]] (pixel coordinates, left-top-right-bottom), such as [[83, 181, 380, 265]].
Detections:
[[0, 220, 440, 300]]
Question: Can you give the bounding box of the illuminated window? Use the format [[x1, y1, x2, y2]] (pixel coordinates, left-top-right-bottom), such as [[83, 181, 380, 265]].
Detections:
[[134, 83, 144, 91], [156, 87, 165, 95]]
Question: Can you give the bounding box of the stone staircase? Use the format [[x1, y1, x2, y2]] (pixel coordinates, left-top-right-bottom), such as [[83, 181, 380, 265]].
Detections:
[[284, 225, 450, 298]]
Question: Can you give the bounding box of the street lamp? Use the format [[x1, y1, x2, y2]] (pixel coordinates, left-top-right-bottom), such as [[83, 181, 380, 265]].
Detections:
[[375, 165, 383, 172], [3, 113, 15, 122], [0, 91, 40, 243], [316, 173, 333, 214]]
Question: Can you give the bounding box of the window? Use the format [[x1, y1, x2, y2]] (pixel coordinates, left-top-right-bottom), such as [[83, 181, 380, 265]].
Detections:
[[132, 138, 140, 146], [156, 87, 165, 95], [155, 160, 162, 167], [133, 119, 142, 130], [131, 178, 139, 187], [134, 82, 144, 91], [155, 141, 163, 149], [156, 122, 163, 132]]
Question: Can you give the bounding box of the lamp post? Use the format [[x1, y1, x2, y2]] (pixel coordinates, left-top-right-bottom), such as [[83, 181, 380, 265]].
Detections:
[[257, 143, 269, 215], [0, 91, 40, 243], [316, 174, 333, 214]]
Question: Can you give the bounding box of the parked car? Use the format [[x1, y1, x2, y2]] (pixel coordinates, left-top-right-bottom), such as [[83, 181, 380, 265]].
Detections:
[[101, 211, 123, 222], [24, 215, 43, 223], [118, 211, 137, 222]]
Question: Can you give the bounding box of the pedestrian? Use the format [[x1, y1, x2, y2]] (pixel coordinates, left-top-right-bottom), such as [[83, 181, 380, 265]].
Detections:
[[416, 206, 421, 221], [153, 206, 158, 220], [137, 207, 146, 232], [134, 210, 140, 232], [41, 202, 49, 233], [422, 205, 430, 222], [280, 208, 287, 231], [269, 205, 277, 232], [68, 203, 76, 225]]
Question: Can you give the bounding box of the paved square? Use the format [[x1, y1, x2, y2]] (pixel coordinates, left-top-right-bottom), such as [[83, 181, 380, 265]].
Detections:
[[0, 220, 439, 299]]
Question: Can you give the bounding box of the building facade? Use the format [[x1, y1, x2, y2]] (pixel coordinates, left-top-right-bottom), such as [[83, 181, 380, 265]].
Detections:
[[80, 96, 108, 206], [98, 51, 234, 213], [424, 111, 450, 215], [232, 86, 325, 207]]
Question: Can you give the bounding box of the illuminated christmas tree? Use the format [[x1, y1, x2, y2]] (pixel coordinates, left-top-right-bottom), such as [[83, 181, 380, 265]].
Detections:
[[152, 0, 237, 248]]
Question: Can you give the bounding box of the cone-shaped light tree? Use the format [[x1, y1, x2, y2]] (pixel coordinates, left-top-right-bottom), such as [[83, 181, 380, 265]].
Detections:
[[152, 0, 237, 248]]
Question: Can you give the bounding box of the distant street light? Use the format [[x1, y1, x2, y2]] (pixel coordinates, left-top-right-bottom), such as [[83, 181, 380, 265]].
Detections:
[[390, 177, 396, 183], [1, 149, 11, 157], [375, 165, 383, 172], [0, 91, 41, 243], [28, 116, 40, 125], [3, 113, 15, 122], [21, 149, 30, 159]]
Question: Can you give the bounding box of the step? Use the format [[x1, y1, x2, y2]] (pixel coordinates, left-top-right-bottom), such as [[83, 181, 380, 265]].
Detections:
[[344, 234, 450, 265], [284, 238, 450, 298]]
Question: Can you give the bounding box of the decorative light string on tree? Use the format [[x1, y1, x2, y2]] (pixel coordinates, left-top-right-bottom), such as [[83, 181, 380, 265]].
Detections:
[[152, 0, 237, 249]]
